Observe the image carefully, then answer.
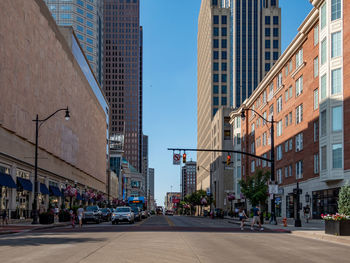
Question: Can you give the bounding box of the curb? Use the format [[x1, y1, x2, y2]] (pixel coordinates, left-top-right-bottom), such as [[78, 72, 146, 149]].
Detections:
[[227, 220, 291, 233], [291, 231, 350, 246]]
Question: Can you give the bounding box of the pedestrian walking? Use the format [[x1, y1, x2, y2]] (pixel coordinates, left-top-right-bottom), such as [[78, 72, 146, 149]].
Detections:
[[251, 205, 264, 231], [239, 208, 248, 230], [303, 205, 310, 223], [1, 210, 8, 227], [70, 209, 75, 228], [77, 205, 84, 228]]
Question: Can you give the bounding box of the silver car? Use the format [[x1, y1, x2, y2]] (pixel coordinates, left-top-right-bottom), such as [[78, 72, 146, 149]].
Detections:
[[112, 207, 135, 224]]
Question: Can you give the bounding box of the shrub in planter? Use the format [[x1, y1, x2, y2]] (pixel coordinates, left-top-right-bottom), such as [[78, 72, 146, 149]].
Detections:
[[39, 212, 54, 224]]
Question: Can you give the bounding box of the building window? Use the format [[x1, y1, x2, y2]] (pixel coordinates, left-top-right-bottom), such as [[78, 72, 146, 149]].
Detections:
[[77, 16, 84, 24], [321, 38, 327, 65], [213, 15, 219, 24], [321, 146, 327, 170], [273, 40, 279, 49], [265, 28, 271, 37], [60, 13, 72, 19], [277, 72, 283, 88], [221, 97, 227, 105], [321, 74, 327, 100], [213, 62, 219, 71], [263, 132, 267, 146], [221, 39, 227, 48], [273, 52, 279, 60], [332, 106, 342, 131], [269, 104, 274, 120], [314, 57, 319, 78], [321, 3, 327, 29], [265, 52, 271, 60], [296, 48, 303, 68], [213, 74, 219, 82], [295, 76, 303, 97], [285, 90, 288, 102], [265, 63, 271, 72], [277, 145, 283, 161], [331, 0, 341, 21], [213, 27, 219, 36], [222, 51, 227, 60], [314, 120, 319, 142], [321, 110, 327, 137], [222, 86, 227, 94], [213, 97, 219, 106], [86, 12, 93, 20], [277, 96, 282, 113], [296, 161, 303, 179], [77, 34, 84, 41], [86, 4, 93, 11], [213, 51, 219, 59], [213, 85, 219, 94], [331, 68, 341, 95], [60, 5, 72, 11], [277, 120, 282, 137], [222, 15, 227, 25], [77, 7, 84, 15], [221, 74, 227, 82], [296, 104, 303, 124], [277, 169, 282, 184], [77, 0, 84, 6], [86, 46, 93, 53], [213, 39, 219, 48], [285, 115, 288, 127], [222, 62, 227, 71], [265, 40, 270, 49], [314, 89, 319, 110], [285, 141, 289, 152], [332, 144, 342, 168], [86, 29, 93, 36], [289, 86, 293, 99], [265, 16, 270, 25], [289, 112, 292, 126], [314, 153, 319, 174], [289, 139, 293, 151], [295, 133, 303, 152], [221, 27, 227, 36], [331, 31, 341, 58], [273, 28, 279, 37], [273, 16, 279, 25], [77, 25, 84, 32], [251, 142, 255, 154], [314, 25, 319, 46], [251, 160, 255, 173]]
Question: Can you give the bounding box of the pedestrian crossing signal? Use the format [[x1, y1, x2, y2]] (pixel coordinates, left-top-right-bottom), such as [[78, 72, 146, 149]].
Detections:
[[183, 153, 187, 163], [226, 155, 231, 165]]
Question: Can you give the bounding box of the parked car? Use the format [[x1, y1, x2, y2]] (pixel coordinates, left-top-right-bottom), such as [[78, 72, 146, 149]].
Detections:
[[100, 208, 112, 221], [112, 207, 134, 224], [83, 205, 102, 224], [141, 210, 148, 219], [165, 210, 174, 216], [132, 207, 142, 221]]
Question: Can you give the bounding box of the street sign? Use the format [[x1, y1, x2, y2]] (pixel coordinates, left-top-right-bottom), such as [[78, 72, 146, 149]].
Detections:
[[269, 184, 278, 194], [173, 153, 181, 165]]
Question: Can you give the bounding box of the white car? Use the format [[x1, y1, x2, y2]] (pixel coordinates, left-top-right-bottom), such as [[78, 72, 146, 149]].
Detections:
[[112, 207, 135, 224]]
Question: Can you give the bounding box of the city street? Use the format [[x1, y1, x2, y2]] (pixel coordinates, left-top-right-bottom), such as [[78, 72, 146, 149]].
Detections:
[[0, 215, 348, 263]]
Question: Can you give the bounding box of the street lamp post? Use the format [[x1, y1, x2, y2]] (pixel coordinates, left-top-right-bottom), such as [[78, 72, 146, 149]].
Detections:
[[241, 108, 277, 225], [294, 180, 302, 227], [32, 107, 70, 224]]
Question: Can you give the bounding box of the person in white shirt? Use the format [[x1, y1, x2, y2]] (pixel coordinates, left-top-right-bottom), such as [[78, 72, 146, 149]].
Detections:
[[77, 205, 84, 228]]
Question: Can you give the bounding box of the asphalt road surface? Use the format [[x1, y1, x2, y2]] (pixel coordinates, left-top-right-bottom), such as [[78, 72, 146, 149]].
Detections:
[[0, 215, 348, 263]]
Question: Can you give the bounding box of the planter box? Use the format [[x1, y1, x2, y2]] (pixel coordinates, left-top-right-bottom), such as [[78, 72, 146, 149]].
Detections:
[[325, 220, 350, 236]]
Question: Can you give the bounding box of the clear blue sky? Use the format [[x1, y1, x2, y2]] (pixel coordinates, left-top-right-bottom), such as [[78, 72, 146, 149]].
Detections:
[[140, 0, 313, 207]]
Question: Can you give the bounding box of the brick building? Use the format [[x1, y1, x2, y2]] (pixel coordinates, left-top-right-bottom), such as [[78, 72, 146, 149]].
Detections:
[[230, 0, 348, 219]]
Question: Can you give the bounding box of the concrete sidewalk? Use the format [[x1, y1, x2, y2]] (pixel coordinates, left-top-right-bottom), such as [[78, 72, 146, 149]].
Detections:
[[0, 221, 70, 235], [226, 216, 350, 246]]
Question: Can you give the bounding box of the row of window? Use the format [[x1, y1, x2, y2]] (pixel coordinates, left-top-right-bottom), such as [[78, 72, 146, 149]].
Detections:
[[213, 97, 227, 106], [265, 16, 279, 26], [213, 51, 227, 60], [213, 39, 227, 49], [213, 15, 227, 25], [320, 0, 341, 31], [264, 27, 279, 37], [213, 27, 227, 37]]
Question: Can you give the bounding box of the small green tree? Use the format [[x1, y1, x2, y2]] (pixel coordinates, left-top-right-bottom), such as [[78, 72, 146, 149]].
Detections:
[[338, 184, 350, 215], [239, 169, 270, 207]]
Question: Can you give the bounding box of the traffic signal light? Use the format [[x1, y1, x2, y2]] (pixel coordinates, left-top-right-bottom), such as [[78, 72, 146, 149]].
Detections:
[[226, 155, 231, 165], [183, 153, 187, 163]]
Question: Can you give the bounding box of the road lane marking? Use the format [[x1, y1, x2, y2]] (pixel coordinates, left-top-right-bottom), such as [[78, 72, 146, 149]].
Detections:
[[135, 216, 152, 227], [165, 216, 175, 227]]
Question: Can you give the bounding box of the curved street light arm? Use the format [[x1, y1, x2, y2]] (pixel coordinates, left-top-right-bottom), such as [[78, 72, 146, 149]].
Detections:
[[243, 108, 277, 124]]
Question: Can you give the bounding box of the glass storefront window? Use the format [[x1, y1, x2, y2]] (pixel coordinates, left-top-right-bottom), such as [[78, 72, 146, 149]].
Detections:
[[286, 194, 294, 218], [312, 188, 339, 219]]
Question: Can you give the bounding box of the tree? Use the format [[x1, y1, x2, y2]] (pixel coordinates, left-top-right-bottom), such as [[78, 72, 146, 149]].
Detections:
[[338, 184, 350, 215], [239, 169, 270, 207]]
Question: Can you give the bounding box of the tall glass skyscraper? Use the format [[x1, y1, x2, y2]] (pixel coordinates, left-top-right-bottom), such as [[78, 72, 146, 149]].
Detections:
[[103, 0, 143, 173], [44, 0, 104, 86], [221, 0, 281, 107]]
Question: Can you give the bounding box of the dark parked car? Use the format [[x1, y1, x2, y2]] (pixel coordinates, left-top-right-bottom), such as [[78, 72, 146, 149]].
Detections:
[[83, 206, 102, 224], [131, 207, 141, 221], [100, 208, 112, 221]]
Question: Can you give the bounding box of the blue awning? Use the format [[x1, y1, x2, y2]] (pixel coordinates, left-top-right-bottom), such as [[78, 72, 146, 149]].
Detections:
[[0, 172, 17, 188], [17, 177, 33, 192], [40, 183, 50, 195], [49, 186, 62, 197], [76, 192, 83, 200]]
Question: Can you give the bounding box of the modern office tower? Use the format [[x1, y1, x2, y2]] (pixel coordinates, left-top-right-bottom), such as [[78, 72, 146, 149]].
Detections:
[[142, 135, 148, 197], [148, 168, 154, 199], [197, 0, 231, 195], [44, 0, 104, 85], [103, 0, 142, 172], [221, 0, 281, 107], [181, 161, 197, 199]]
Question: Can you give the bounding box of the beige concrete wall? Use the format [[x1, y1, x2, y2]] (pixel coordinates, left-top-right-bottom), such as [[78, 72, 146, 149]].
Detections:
[[0, 0, 107, 191]]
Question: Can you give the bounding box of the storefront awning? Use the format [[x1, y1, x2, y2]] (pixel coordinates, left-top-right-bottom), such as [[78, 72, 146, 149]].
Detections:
[[40, 183, 50, 195], [0, 172, 17, 188], [17, 177, 33, 192], [49, 186, 63, 197]]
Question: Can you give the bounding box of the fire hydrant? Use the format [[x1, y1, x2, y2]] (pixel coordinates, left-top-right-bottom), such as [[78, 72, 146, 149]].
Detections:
[[282, 217, 287, 227]]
